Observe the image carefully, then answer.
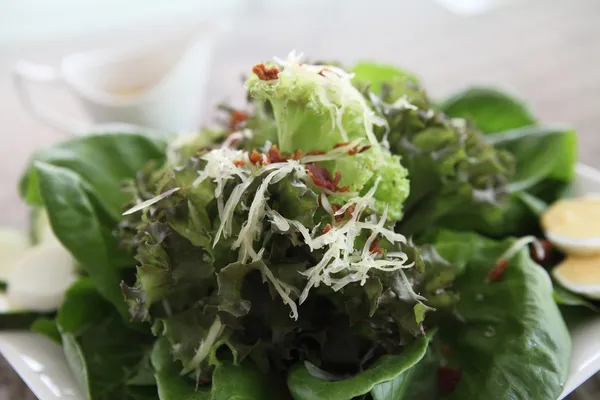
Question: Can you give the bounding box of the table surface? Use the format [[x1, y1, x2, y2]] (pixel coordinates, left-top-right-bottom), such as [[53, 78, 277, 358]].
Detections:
[[1, 0, 599, 398]]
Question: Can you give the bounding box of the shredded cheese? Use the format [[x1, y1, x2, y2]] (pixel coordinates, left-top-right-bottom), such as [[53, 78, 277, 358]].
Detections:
[[122, 187, 180, 216], [192, 135, 416, 320]]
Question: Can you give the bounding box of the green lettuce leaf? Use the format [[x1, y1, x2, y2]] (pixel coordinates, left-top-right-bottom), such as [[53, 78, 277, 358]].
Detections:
[[20, 132, 166, 219], [440, 86, 536, 133], [31, 162, 129, 315], [19, 133, 166, 315], [287, 334, 429, 400], [58, 280, 157, 400], [424, 231, 570, 400], [437, 126, 577, 238], [151, 337, 211, 400]]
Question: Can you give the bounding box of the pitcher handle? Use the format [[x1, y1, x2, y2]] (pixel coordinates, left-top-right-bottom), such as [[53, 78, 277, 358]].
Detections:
[[13, 60, 88, 134]]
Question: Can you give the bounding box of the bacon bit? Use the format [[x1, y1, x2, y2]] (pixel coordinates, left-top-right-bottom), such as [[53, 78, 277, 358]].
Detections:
[[334, 142, 371, 156], [267, 145, 289, 164], [331, 172, 342, 187], [252, 63, 280, 81], [438, 367, 461, 395], [322, 224, 332, 235], [317, 67, 331, 77], [233, 159, 247, 167], [333, 142, 350, 149], [530, 240, 552, 264], [345, 204, 356, 218], [336, 185, 351, 192], [249, 150, 265, 166], [228, 110, 249, 129], [305, 164, 348, 193], [347, 146, 359, 156], [292, 149, 303, 160], [369, 236, 384, 254], [487, 258, 508, 282], [305, 150, 326, 156]]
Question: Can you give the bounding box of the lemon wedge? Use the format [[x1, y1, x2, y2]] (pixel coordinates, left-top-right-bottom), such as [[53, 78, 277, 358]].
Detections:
[[541, 197, 600, 255], [553, 255, 600, 299]]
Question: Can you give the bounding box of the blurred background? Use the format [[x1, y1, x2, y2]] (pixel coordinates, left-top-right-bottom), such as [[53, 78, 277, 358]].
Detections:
[[1, 0, 599, 398]]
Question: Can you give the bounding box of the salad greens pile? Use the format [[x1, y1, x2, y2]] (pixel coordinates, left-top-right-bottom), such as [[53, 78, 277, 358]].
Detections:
[[7, 52, 584, 399]]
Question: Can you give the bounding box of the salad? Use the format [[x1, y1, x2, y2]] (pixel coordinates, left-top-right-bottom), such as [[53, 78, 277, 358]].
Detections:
[[1, 51, 593, 400]]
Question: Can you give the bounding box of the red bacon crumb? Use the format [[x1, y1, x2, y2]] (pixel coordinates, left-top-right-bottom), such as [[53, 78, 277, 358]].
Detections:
[[305, 164, 347, 193], [267, 145, 286, 163], [487, 258, 508, 282], [530, 240, 552, 264], [252, 63, 280, 81], [331, 172, 342, 187], [317, 67, 331, 77], [306, 150, 326, 156], [292, 149, 303, 160], [438, 367, 461, 395], [330, 203, 344, 222], [322, 224, 332, 235], [233, 159, 247, 167], [334, 142, 371, 156], [345, 204, 356, 218], [228, 110, 249, 129], [369, 236, 384, 254], [249, 150, 265, 166]]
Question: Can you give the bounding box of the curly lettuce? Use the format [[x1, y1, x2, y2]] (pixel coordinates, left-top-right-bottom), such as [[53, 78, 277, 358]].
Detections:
[[245, 53, 410, 221]]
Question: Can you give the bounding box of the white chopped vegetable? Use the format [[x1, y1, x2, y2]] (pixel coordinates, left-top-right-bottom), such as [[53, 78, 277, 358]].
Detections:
[[7, 244, 77, 312], [122, 187, 180, 216], [0, 228, 30, 282]]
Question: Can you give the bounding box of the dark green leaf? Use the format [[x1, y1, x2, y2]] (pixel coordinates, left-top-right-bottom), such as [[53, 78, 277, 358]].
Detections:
[[435, 126, 576, 238], [20, 133, 166, 219], [122, 226, 215, 322], [151, 337, 211, 400], [431, 231, 571, 400], [440, 87, 536, 133], [211, 362, 284, 400], [217, 261, 265, 317], [33, 163, 128, 315], [31, 317, 61, 343], [553, 284, 599, 312], [376, 345, 439, 400], [488, 126, 577, 200], [152, 308, 219, 373], [58, 280, 155, 400], [287, 335, 429, 400]]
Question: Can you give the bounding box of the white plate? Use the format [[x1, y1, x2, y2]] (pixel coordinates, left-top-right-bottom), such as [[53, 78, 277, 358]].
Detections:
[[1, 163, 600, 400]]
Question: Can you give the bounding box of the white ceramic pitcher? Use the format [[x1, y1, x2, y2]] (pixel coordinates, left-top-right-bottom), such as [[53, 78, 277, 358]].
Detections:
[[13, 24, 223, 136]]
